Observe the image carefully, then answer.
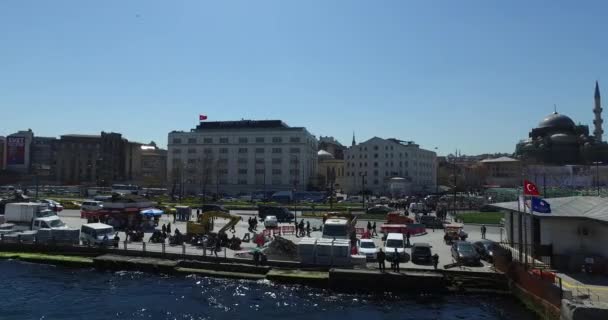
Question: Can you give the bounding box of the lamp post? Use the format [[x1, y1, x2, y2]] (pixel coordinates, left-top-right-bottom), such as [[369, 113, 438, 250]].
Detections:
[[360, 172, 367, 210], [593, 161, 602, 196]]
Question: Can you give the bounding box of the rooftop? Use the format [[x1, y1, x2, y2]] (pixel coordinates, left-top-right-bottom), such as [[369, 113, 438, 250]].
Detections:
[[490, 196, 608, 224], [192, 120, 305, 131], [480, 156, 520, 163]]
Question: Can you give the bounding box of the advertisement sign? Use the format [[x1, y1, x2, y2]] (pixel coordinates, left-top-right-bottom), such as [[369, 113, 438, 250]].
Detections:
[[6, 136, 25, 165]]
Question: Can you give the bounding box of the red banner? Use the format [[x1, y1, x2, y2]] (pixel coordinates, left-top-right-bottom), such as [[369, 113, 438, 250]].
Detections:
[[6, 136, 25, 165]]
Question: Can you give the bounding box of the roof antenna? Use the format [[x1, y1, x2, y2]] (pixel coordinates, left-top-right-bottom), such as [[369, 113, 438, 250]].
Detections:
[[554, 104, 557, 113]]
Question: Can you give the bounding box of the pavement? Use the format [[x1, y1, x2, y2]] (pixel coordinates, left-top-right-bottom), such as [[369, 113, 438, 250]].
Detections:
[[57, 209, 500, 273]]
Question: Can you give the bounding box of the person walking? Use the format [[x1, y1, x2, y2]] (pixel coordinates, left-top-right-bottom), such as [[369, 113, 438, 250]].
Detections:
[[167, 222, 172, 235], [367, 221, 372, 235], [377, 248, 386, 271], [392, 248, 400, 272], [299, 220, 305, 237], [432, 253, 439, 270], [306, 221, 311, 237], [161, 224, 166, 234], [172, 210, 176, 223], [481, 225, 487, 239], [214, 239, 221, 258], [372, 221, 377, 237], [406, 231, 411, 247]]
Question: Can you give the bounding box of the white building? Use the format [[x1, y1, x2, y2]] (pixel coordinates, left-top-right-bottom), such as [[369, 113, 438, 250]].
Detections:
[[492, 196, 608, 272], [167, 120, 317, 195], [343, 137, 437, 195]]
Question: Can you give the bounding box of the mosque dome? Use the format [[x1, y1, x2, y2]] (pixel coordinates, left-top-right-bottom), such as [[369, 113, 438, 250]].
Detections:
[[538, 112, 576, 130], [317, 150, 335, 160]]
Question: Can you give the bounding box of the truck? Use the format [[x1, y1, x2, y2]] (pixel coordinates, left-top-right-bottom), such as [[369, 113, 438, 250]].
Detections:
[[0, 202, 79, 244]]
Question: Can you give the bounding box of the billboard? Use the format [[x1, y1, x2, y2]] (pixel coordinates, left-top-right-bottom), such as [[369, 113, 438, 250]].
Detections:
[[6, 136, 25, 165]]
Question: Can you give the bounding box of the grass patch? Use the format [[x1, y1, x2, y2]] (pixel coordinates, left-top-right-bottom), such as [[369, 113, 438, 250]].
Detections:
[[454, 212, 503, 225], [0, 252, 94, 266]]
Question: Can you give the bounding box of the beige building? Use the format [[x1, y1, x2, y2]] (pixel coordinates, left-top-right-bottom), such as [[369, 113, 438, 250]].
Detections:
[[479, 156, 521, 187], [139, 143, 167, 187], [317, 150, 346, 192], [168, 120, 317, 195]]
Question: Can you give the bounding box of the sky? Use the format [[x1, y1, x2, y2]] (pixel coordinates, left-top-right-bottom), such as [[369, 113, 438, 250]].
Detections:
[[2, 1, 608, 156]]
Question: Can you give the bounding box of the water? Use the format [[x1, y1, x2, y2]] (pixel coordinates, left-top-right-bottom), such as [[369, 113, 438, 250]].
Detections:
[[0, 260, 537, 320]]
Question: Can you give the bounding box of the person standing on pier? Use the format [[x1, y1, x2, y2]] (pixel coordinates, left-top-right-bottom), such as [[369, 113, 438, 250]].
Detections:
[[306, 221, 311, 237], [406, 232, 411, 247], [372, 222, 377, 237], [432, 253, 439, 270], [481, 225, 487, 239], [392, 248, 400, 272], [167, 222, 172, 235], [377, 248, 386, 271]]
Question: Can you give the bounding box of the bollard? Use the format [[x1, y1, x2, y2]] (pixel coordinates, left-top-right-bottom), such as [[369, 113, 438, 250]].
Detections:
[[162, 243, 166, 255], [142, 242, 146, 253], [203, 245, 206, 257], [182, 244, 186, 255], [123, 240, 127, 250], [224, 247, 227, 259]]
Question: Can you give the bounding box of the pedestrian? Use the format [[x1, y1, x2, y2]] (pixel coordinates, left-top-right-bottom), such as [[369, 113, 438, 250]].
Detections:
[[367, 221, 372, 234], [377, 248, 386, 271], [253, 248, 260, 266], [167, 222, 172, 235], [299, 220, 305, 237], [172, 210, 176, 223], [481, 225, 487, 239], [406, 231, 411, 247], [306, 221, 311, 237], [372, 221, 377, 237], [214, 239, 221, 258], [432, 253, 439, 270], [392, 248, 400, 272], [161, 224, 166, 234]]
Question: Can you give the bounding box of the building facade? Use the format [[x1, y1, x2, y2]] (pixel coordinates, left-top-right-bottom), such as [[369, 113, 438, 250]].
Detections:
[[139, 143, 167, 187], [479, 156, 521, 187], [4, 130, 34, 174], [167, 120, 318, 195], [31, 136, 58, 181], [343, 137, 437, 195], [317, 150, 346, 192], [54, 132, 143, 186]]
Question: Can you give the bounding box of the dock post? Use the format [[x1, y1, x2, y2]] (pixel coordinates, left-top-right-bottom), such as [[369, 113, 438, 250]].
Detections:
[[162, 243, 165, 255], [123, 240, 127, 250], [143, 242, 146, 253], [224, 247, 227, 259], [182, 244, 186, 256]]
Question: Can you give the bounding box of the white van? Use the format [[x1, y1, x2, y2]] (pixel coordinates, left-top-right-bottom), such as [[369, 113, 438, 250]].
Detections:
[[81, 200, 103, 211], [80, 223, 116, 246], [384, 233, 406, 262]]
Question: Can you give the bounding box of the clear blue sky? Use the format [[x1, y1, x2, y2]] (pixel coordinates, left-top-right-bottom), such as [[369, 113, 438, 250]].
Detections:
[[2, 1, 608, 155]]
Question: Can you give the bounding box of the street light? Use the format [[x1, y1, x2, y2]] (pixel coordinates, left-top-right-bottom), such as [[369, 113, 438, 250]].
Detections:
[[359, 171, 367, 210]]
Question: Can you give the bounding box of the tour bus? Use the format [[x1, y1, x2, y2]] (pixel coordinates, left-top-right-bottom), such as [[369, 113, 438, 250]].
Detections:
[[111, 184, 141, 195]]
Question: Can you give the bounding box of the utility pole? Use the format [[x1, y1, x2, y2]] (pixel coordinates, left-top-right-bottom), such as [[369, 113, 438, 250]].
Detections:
[[593, 161, 602, 196]]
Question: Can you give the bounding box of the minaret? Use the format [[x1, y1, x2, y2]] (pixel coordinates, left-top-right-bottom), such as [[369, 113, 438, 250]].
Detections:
[[594, 81, 603, 142], [351, 131, 356, 146]]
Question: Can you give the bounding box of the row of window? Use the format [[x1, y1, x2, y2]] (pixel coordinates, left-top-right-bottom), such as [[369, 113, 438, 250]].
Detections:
[[173, 147, 301, 154], [174, 167, 300, 176], [176, 158, 300, 165], [347, 161, 409, 168], [182, 179, 296, 186], [172, 136, 303, 144], [345, 170, 409, 177], [347, 152, 409, 159]]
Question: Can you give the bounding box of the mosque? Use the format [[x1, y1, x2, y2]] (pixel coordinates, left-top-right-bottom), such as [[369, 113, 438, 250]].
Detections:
[[515, 82, 608, 164]]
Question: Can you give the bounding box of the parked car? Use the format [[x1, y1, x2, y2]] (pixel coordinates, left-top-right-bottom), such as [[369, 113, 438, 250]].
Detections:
[[472, 239, 502, 262], [264, 215, 278, 228], [357, 239, 378, 260], [39, 199, 63, 212], [198, 204, 228, 213], [366, 205, 392, 215], [258, 205, 294, 222], [411, 242, 433, 264], [451, 241, 481, 265], [81, 200, 103, 212]]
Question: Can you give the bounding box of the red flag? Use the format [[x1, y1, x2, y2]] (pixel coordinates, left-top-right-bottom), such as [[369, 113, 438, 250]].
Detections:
[[199, 115, 207, 121], [523, 180, 540, 196]]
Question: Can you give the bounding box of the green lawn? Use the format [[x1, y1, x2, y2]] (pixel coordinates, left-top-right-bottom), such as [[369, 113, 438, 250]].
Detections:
[[454, 212, 504, 225]]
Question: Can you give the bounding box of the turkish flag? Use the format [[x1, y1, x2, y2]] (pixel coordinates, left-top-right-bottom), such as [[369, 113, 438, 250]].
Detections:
[[523, 180, 540, 196], [199, 115, 208, 121]]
